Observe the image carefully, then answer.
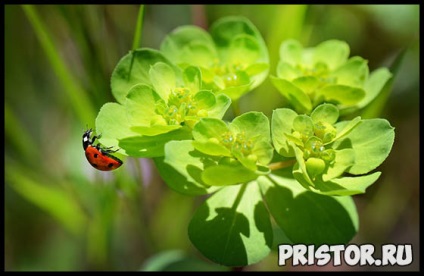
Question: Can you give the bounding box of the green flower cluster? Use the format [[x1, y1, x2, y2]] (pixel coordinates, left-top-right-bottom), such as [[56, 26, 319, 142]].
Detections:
[[271, 39, 392, 114], [272, 103, 394, 195], [191, 112, 273, 184], [95, 17, 269, 157], [160, 16, 269, 100], [93, 16, 396, 267]]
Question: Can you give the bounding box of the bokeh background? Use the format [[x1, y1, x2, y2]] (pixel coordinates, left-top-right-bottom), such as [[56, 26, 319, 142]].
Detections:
[[4, 5, 419, 271]]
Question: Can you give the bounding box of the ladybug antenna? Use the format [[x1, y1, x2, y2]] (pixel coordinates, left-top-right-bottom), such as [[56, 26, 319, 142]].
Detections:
[[83, 124, 90, 133]]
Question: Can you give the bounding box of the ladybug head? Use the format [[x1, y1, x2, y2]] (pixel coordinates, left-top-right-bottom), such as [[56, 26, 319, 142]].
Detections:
[[82, 128, 93, 150]]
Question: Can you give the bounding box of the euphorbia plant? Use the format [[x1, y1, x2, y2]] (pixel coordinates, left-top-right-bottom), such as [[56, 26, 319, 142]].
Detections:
[[271, 39, 392, 115], [272, 103, 394, 196], [95, 16, 395, 267], [160, 16, 269, 100]]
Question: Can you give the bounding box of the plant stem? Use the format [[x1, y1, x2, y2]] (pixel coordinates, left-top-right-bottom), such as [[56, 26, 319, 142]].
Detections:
[[268, 159, 296, 171], [231, 99, 241, 117], [131, 5, 145, 50]]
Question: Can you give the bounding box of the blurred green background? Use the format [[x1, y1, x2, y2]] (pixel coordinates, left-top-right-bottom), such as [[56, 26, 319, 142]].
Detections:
[[4, 5, 419, 271]]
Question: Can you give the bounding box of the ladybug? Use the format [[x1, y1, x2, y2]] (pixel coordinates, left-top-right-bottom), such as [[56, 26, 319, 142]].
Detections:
[[82, 129, 123, 171]]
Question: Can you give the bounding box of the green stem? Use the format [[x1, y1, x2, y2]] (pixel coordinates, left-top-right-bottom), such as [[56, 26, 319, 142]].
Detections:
[[268, 159, 296, 171], [231, 99, 241, 117], [21, 5, 96, 124], [231, 182, 248, 210], [131, 5, 145, 50]]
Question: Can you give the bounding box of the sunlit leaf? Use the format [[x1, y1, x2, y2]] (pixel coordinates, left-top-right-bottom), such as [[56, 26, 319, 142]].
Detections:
[[189, 182, 272, 266], [111, 49, 180, 104], [332, 119, 395, 174], [259, 173, 358, 244]]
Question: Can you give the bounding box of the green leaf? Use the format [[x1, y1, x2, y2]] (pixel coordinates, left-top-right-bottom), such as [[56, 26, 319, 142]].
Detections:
[[292, 76, 321, 94], [259, 173, 358, 245], [210, 16, 269, 89], [210, 16, 267, 58], [332, 119, 395, 175], [192, 141, 231, 157], [119, 127, 192, 158], [230, 111, 271, 144], [230, 112, 273, 168], [160, 26, 217, 67], [313, 40, 350, 70], [220, 81, 251, 100], [212, 74, 225, 90], [161, 17, 269, 99], [149, 62, 177, 100], [192, 117, 229, 142], [316, 84, 365, 106], [271, 108, 298, 157], [276, 62, 301, 80], [202, 163, 259, 186], [96, 103, 140, 155], [293, 152, 382, 196], [188, 182, 272, 266], [161, 140, 220, 195], [111, 49, 180, 104], [125, 84, 162, 128], [270, 76, 312, 113], [329, 56, 369, 88], [322, 149, 355, 181], [193, 90, 216, 110], [227, 34, 261, 65], [206, 94, 231, 119], [131, 125, 182, 136], [251, 140, 274, 168], [311, 172, 381, 196], [223, 69, 251, 87], [232, 150, 258, 172], [245, 63, 269, 76], [183, 66, 202, 93], [333, 116, 362, 141], [155, 157, 218, 196], [279, 39, 303, 67], [181, 42, 218, 68], [292, 114, 314, 137], [192, 119, 231, 156], [358, 67, 392, 109], [361, 48, 403, 118], [310, 103, 340, 125], [193, 113, 273, 172]]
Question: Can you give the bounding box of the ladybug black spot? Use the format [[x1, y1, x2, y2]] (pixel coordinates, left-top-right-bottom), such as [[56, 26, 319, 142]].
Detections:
[[108, 163, 114, 168], [94, 153, 98, 158]]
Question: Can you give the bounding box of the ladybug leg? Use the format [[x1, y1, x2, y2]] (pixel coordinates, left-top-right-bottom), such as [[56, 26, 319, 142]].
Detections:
[[102, 146, 119, 154], [91, 133, 101, 144], [90, 131, 120, 154], [108, 148, 120, 153]]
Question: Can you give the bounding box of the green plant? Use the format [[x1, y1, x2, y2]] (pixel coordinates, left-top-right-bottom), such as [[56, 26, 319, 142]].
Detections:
[[96, 16, 394, 267]]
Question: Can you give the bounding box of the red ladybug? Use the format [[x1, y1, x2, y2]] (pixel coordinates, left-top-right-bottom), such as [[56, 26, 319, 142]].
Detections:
[[82, 129, 123, 171]]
